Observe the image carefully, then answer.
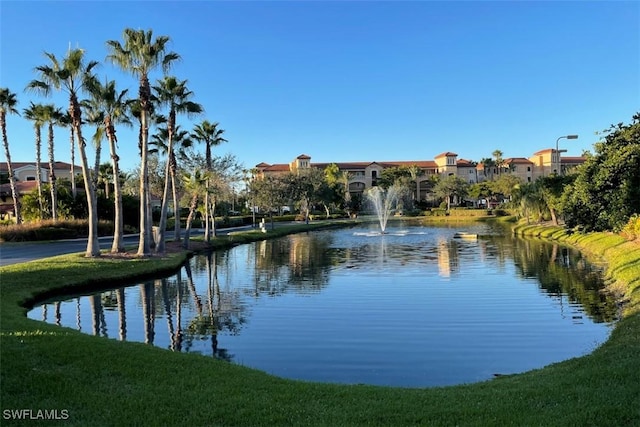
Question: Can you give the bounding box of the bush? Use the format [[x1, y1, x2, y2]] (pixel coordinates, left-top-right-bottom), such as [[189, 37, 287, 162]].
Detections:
[[621, 214, 640, 241], [0, 219, 117, 242]]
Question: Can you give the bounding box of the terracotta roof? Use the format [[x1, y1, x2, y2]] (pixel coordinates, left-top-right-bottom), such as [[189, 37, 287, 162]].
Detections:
[[0, 161, 82, 172], [263, 164, 290, 172], [313, 160, 438, 170], [296, 154, 311, 159], [504, 157, 534, 165], [434, 152, 458, 159], [255, 162, 271, 168], [456, 159, 476, 167], [532, 149, 553, 155]]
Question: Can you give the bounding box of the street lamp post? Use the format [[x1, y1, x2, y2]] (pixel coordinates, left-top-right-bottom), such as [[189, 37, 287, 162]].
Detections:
[[555, 134, 578, 174]]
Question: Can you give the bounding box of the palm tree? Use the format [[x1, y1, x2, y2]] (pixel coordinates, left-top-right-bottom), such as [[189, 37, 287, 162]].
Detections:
[[181, 168, 208, 249], [0, 87, 22, 223], [191, 120, 227, 241], [106, 28, 180, 257], [81, 98, 104, 202], [480, 157, 496, 181], [22, 102, 46, 217], [27, 48, 101, 257], [40, 104, 63, 222], [152, 76, 202, 253], [84, 77, 131, 252], [407, 164, 423, 205], [58, 111, 78, 197], [492, 150, 504, 177], [151, 123, 193, 243]]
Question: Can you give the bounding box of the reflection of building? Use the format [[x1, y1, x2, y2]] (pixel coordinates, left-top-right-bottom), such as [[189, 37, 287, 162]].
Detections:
[[255, 150, 586, 199], [436, 238, 461, 277]]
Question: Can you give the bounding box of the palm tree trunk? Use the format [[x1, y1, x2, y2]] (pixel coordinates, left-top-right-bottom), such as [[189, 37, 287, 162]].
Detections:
[[204, 190, 211, 242], [138, 140, 150, 255], [47, 122, 57, 222], [1, 115, 22, 223], [171, 168, 181, 242], [69, 128, 77, 198], [138, 77, 152, 256], [156, 153, 172, 253], [35, 125, 44, 218], [182, 194, 198, 249], [71, 98, 100, 257], [106, 123, 124, 252]]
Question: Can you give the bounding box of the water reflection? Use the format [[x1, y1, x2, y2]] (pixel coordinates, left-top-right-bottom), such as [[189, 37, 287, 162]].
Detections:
[[32, 223, 619, 387]]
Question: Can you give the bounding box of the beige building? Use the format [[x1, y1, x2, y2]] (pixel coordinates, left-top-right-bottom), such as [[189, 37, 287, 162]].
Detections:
[[0, 161, 83, 183], [255, 150, 586, 202], [0, 162, 83, 218]]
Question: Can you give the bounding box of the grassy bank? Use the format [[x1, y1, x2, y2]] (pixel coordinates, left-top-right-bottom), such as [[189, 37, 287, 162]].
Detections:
[[1, 221, 639, 426], [513, 223, 640, 317]]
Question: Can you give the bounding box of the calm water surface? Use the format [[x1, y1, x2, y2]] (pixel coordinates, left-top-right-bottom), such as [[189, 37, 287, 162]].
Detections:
[[29, 222, 618, 387]]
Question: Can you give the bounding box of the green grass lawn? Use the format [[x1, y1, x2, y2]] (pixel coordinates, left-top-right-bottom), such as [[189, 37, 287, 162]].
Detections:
[[1, 221, 639, 426]]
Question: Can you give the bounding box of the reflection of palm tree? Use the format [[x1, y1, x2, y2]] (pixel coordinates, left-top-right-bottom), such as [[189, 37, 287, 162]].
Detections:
[[54, 301, 61, 326], [76, 298, 81, 331], [173, 271, 183, 352], [116, 287, 126, 341], [140, 282, 155, 345], [90, 294, 103, 337], [160, 278, 175, 350]]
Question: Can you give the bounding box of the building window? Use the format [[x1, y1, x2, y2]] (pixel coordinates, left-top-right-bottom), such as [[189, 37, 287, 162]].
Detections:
[[527, 166, 531, 172], [26, 176, 36, 181]]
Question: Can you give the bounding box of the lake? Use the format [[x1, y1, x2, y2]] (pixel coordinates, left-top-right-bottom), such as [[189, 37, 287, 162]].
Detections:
[[29, 222, 618, 387]]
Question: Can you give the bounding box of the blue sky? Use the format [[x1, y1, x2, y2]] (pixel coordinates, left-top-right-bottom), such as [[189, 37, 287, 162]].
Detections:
[[1, 1, 638, 174]]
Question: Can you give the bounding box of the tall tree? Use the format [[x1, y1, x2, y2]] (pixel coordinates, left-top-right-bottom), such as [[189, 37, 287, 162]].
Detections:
[[407, 164, 423, 205], [0, 87, 22, 223], [181, 168, 208, 249], [41, 104, 63, 221], [562, 113, 640, 231], [151, 123, 193, 243], [250, 174, 288, 230], [433, 175, 469, 212], [58, 111, 78, 197], [22, 102, 46, 217], [191, 120, 227, 240], [27, 49, 101, 256], [152, 76, 202, 252], [492, 150, 504, 176], [84, 77, 131, 253], [107, 28, 180, 256], [480, 157, 496, 181]]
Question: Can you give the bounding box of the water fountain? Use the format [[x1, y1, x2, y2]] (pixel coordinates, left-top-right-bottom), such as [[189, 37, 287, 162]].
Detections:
[[365, 185, 402, 233]]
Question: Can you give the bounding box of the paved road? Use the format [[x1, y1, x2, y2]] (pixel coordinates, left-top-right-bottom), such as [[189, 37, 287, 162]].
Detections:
[[0, 228, 254, 267]]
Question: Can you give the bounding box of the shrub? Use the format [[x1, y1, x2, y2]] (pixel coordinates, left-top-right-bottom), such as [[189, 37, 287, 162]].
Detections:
[[621, 214, 640, 241], [0, 219, 118, 242]]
